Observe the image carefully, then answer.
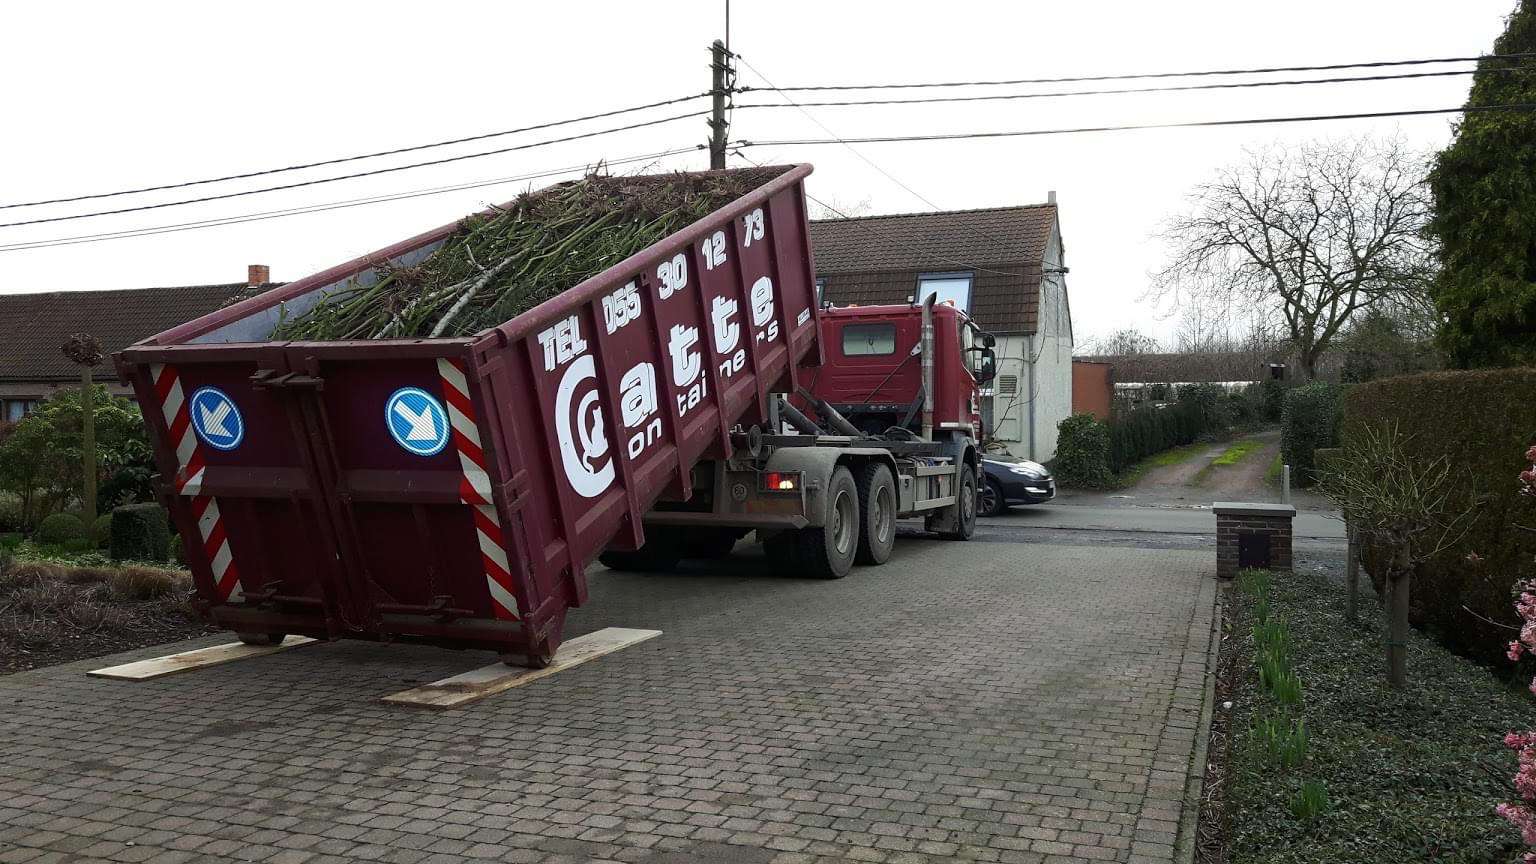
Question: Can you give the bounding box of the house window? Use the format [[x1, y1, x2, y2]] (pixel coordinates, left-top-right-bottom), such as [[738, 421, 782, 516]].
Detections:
[[841, 323, 897, 356], [917, 272, 973, 312], [815, 277, 827, 304], [3, 400, 39, 422]]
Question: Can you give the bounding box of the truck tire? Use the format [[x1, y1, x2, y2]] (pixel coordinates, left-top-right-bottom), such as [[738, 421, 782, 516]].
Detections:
[[236, 632, 286, 646], [798, 465, 860, 579], [854, 462, 896, 566], [598, 527, 683, 573], [938, 464, 978, 541]]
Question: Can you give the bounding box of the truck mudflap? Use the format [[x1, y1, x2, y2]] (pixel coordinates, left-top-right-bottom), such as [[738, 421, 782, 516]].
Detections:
[[119, 165, 822, 661]]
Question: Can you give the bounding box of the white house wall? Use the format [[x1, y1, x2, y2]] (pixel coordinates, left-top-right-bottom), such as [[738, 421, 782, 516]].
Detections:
[[987, 225, 1073, 462]]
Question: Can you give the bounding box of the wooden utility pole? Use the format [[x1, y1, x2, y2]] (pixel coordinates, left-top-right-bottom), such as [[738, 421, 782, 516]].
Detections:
[[709, 39, 731, 169]]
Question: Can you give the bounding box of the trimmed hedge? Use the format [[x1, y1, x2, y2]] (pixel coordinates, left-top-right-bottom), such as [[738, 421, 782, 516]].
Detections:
[[1108, 400, 1206, 474], [91, 514, 113, 549], [35, 512, 87, 545], [1341, 369, 1536, 665], [1281, 383, 1342, 487], [109, 503, 170, 563], [1055, 414, 1113, 487]]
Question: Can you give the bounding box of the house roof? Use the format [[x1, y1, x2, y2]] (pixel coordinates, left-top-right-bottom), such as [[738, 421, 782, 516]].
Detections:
[[809, 204, 1058, 333], [0, 283, 257, 383], [1077, 351, 1299, 384]]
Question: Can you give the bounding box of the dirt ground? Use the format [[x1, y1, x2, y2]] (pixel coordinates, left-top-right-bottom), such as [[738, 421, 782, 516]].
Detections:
[[1095, 429, 1328, 509]]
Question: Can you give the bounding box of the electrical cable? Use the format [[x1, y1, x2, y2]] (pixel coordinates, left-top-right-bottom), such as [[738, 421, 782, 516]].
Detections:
[[736, 66, 1535, 110], [737, 51, 1536, 93], [0, 91, 711, 211], [0, 146, 704, 254], [0, 111, 706, 229], [734, 103, 1536, 147]]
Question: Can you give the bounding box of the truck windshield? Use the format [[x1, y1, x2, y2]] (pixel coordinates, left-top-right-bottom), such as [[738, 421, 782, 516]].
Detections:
[[842, 323, 897, 356]]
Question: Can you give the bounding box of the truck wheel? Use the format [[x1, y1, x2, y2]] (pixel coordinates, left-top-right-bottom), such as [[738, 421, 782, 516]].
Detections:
[[236, 632, 286, 646], [979, 476, 1007, 517], [798, 466, 860, 579], [854, 463, 896, 566], [598, 527, 682, 572], [939, 465, 979, 541]]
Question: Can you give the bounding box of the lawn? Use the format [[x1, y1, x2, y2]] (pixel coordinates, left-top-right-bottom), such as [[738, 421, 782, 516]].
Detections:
[[1117, 441, 1211, 486], [1204, 568, 1530, 863]]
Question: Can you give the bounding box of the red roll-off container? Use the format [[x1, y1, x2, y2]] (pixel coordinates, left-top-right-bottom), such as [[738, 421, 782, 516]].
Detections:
[[116, 165, 822, 665]]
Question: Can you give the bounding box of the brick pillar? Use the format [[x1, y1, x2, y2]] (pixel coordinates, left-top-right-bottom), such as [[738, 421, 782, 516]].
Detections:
[[1213, 502, 1296, 579]]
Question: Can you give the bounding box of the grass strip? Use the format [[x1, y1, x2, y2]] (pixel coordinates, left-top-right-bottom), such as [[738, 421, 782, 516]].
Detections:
[[1213, 437, 1265, 466]]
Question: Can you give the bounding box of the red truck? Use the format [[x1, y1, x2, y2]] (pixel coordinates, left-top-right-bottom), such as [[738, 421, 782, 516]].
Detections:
[[118, 164, 996, 667]]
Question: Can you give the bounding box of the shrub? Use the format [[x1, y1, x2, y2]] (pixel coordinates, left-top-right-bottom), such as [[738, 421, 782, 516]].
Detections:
[[1281, 383, 1342, 486], [0, 532, 18, 551], [1107, 400, 1205, 473], [91, 514, 113, 549], [34, 512, 87, 546], [109, 566, 185, 601], [1260, 378, 1286, 422], [110, 503, 170, 563], [1342, 369, 1536, 665], [0, 493, 21, 533], [1054, 414, 1113, 487]]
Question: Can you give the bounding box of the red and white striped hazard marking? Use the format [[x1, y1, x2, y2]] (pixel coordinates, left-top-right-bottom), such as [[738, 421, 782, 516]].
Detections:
[[437, 358, 520, 621], [152, 364, 242, 603]]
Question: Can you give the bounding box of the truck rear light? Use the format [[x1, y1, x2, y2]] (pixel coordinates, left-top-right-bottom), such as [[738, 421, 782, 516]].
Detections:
[[762, 471, 801, 491]]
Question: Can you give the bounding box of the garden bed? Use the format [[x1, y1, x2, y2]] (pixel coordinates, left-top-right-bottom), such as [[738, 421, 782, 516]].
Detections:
[[1198, 567, 1530, 863], [0, 550, 217, 675]]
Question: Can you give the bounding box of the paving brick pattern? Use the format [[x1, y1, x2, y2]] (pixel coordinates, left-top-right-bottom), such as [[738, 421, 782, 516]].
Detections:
[[0, 540, 1214, 864]]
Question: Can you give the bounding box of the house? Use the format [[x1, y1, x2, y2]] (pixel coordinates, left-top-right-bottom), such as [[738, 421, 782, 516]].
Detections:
[[808, 198, 1073, 461], [0, 266, 271, 422]]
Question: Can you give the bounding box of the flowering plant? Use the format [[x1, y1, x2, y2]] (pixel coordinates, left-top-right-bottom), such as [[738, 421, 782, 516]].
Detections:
[[1497, 445, 1536, 860]]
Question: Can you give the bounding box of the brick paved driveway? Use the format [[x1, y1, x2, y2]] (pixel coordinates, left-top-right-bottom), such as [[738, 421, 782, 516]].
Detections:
[[0, 537, 1215, 864]]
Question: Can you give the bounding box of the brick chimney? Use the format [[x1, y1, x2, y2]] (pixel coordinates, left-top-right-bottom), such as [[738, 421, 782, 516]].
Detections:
[[247, 264, 270, 287], [1047, 190, 1057, 205]]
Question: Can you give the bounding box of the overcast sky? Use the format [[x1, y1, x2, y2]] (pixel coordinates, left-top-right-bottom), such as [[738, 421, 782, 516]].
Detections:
[[0, 1, 1516, 346]]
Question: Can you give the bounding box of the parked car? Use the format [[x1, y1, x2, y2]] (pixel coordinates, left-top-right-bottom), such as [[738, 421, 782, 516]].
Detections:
[[979, 457, 1056, 516]]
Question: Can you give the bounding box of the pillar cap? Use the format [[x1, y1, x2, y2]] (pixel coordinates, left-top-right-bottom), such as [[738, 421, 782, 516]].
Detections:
[[1213, 502, 1296, 518]]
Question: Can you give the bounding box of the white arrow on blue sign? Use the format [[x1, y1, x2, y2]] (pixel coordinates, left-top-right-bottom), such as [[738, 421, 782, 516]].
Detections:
[[385, 387, 451, 457], [188, 387, 245, 451]]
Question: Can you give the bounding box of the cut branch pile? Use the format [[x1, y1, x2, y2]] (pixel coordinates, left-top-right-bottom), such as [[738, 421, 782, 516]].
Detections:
[[272, 166, 786, 341]]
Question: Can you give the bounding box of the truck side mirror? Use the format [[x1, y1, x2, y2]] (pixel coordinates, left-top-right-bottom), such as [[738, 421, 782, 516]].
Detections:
[[973, 348, 997, 385], [981, 333, 996, 348]]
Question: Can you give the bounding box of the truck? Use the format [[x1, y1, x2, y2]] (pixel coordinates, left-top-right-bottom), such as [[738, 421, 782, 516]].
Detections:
[[117, 164, 995, 668], [603, 299, 998, 578]]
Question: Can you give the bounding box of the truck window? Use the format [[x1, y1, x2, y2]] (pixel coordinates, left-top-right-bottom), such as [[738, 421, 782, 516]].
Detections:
[[842, 323, 897, 356]]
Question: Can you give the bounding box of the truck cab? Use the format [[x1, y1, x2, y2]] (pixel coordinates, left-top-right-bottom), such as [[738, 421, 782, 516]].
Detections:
[[809, 303, 997, 439]]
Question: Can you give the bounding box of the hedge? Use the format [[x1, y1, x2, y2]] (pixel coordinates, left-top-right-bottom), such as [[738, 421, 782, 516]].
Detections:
[[91, 514, 113, 549], [1108, 400, 1206, 474], [35, 512, 87, 546], [110, 503, 170, 563], [1054, 414, 1113, 487], [1281, 383, 1342, 487], [1341, 369, 1536, 665]]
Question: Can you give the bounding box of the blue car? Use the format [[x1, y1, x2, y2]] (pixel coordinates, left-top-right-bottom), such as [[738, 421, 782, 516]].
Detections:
[[979, 457, 1056, 516]]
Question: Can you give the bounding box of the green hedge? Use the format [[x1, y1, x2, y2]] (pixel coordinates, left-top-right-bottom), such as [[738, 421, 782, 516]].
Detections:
[[1281, 383, 1342, 487], [1341, 369, 1536, 665], [35, 512, 86, 545], [91, 514, 113, 549], [1055, 414, 1113, 487], [110, 503, 170, 563], [1108, 400, 1205, 474]]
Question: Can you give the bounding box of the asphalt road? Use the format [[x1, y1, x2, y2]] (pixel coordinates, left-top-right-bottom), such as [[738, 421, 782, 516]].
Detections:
[[988, 498, 1346, 540]]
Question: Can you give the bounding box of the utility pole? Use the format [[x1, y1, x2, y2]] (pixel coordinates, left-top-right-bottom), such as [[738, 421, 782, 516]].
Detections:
[[709, 39, 732, 169]]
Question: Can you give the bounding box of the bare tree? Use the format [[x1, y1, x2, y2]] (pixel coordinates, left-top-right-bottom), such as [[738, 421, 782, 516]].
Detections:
[[807, 195, 873, 221], [1154, 137, 1434, 379], [1083, 327, 1162, 356], [1321, 424, 1473, 687]]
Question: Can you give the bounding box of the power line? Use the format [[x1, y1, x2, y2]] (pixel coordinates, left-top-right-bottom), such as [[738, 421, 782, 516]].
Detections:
[[734, 103, 1536, 147], [0, 91, 710, 211], [735, 54, 945, 213], [737, 51, 1536, 93], [736, 67, 1534, 110], [0, 111, 705, 229], [0, 147, 704, 254]]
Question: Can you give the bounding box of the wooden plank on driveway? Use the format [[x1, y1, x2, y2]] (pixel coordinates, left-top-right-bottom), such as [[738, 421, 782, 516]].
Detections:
[[381, 627, 661, 709], [87, 636, 317, 681]]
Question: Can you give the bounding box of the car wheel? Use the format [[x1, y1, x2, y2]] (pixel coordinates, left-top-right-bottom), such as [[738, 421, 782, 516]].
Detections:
[[979, 477, 1007, 517]]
